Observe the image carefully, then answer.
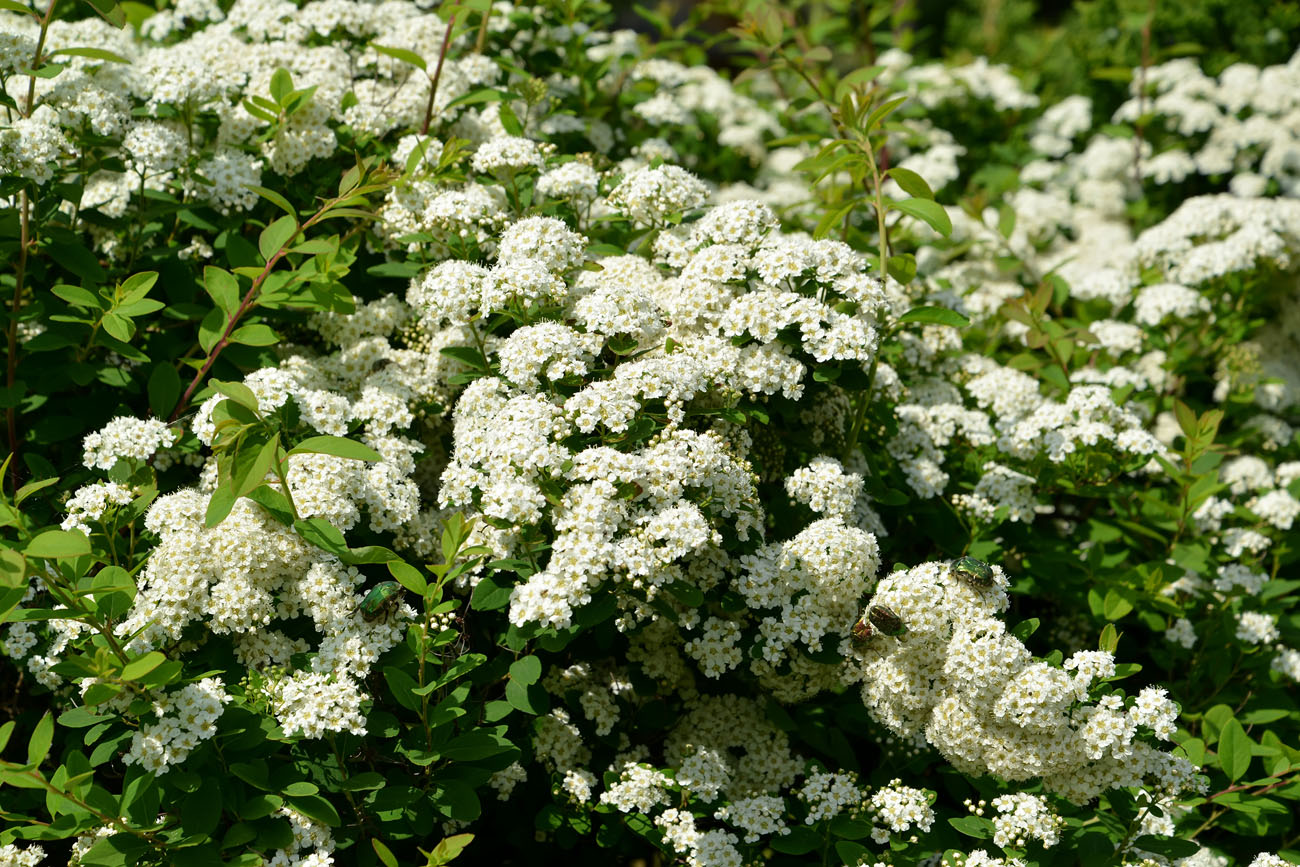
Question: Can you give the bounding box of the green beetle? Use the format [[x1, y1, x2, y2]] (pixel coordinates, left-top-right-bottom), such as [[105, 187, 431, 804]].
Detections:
[[850, 617, 873, 645], [867, 604, 906, 637], [359, 581, 405, 621], [951, 556, 995, 589]]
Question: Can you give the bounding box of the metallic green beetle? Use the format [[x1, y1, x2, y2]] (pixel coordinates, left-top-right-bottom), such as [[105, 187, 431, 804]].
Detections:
[[951, 556, 995, 589], [360, 581, 404, 620], [867, 604, 906, 637]]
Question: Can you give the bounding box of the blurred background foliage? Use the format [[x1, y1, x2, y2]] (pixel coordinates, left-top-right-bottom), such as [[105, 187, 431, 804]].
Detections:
[[629, 0, 1300, 117]]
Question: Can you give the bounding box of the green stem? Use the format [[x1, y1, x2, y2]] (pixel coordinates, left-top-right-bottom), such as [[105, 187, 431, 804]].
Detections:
[[474, 3, 491, 53]]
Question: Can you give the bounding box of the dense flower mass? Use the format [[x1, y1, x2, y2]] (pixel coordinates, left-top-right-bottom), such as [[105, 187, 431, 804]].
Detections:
[[1, 1, 1298, 866]]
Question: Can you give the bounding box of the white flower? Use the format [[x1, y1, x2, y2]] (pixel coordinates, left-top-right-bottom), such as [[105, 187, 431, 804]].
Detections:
[[607, 164, 709, 225], [82, 417, 177, 470], [1235, 611, 1280, 645]]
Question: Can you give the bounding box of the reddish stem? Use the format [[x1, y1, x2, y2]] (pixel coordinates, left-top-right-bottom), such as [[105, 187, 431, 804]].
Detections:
[[420, 12, 457, 136]]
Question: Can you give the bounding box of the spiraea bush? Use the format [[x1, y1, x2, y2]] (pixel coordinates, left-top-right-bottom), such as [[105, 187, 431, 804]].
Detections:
[[0, 0, 1297, 865]]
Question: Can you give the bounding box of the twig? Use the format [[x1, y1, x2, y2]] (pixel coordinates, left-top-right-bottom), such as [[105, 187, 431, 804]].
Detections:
[[420, 12, 457, 136]]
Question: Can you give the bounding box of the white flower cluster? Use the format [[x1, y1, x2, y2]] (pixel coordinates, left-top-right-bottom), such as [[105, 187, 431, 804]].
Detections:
[[272, 672, 368, 739], [784, 456, 863, 517], [268, 805, 335, 867], [851, 562, 1199, 804], [953, 462, 1042, 524], [987, 793, 1062, 848], [879, 49, 1040, 112], [800, 770, 866, 823], [81, 416, 177, 470], [488, 762, 527, 801], [123, 677, 231, 773], [61, 482, 136, 535], [607, 164, 710, 225], [0, 844, 44, 867], [626, 59, 782, 162], [1112, 50, 1300, 196], [868, 779, 934, 843]]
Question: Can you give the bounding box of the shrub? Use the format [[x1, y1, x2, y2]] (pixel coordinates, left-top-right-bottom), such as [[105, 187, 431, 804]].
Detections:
[[0, 1, 1297, 866]]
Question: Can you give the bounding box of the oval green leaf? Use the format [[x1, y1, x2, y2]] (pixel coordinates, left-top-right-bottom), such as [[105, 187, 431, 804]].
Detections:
[[890, 196, 953, 237], [25, 530, 92, 559]]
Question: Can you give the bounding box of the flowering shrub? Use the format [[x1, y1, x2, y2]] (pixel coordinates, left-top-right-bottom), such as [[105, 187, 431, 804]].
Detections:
[[0, 1, 1298, 866]]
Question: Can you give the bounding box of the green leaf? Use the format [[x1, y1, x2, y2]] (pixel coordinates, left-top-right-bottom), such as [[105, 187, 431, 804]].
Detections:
[[439, 345, 487, 369], [51, 45, 131, 63], [886, 167, 935, 199], [19, 61, 67, 79], [340, 772, 387, 791], [119, 274, 158, 308], [428, 834, 474, 866], [198, 307, 227, 355], [269, 67, 294, 104], [101, 312, 135, 342], [243, 98, 278, 123], [372, 839, 399, 867], [247, 185, 296, 218], [387, 560, 427, 596], [498, 100, 523, 136], [230, 324, 279, 346], [289, 238, 338, 255], [204, 266, 241, 318], [1219, 718, 1252, 783], [1174, 399, 1198, 440], [80, 0, 127, 28], [259, 215, 299, 262], [285, 794, 340, 827], [0, 0, 36, 15], [438, 730, 513, 761], [120, 651, 166, 681], [211, 380, 260, 412], [829, 816, 871, 840], [383, 666, 421, 712], [25, 530, 91, 559], [997, 202, 1017, 239], [26, 711, 54, 766], [0, 549, 24, 589], [204, 485, 238, 528], [445, 88, 518, 110], [83, 682, 123, 706], [372, 43, 427, 71], [1103, 588, 1134, 621], [948, 816, 992, 838], [182, 778, 222, 837], [1010, 618, 1040, 641], [295, 518, 350, 558], [148, 363, 181, 419], [889, 197, 952, 237], [1133, 836, 1200, 859], [812, 200, 857, 241], [58, 707, 107, 728], [664, 580, 704, 607], [246, 485, 295, 525], [897, 306, 970, 328], [52, 284, 103, 310], [470, 573, 512, 611], [769, 826, 821, 855], [288, 436, 383, 462], [509, 655, 542, 686], [433, 780, 481, 821]]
